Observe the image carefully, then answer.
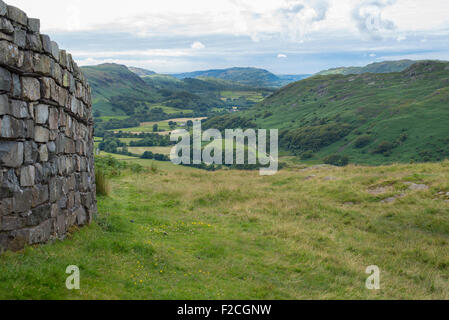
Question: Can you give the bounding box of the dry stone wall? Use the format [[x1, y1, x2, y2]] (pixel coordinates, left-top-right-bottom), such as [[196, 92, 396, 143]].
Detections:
[[0, 1, 97, 253]]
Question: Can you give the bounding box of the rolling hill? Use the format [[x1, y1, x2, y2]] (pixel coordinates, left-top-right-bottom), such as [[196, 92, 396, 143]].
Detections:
[[204, 60, 449, 165], [316, 60, 416, 76], [128, 66, 156, 77], [171, 67, 281, 87], [82, 63, 162, 116]]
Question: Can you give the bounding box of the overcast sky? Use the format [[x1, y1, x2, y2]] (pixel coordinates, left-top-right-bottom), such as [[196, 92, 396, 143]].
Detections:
[[7, 0, 449, 74]]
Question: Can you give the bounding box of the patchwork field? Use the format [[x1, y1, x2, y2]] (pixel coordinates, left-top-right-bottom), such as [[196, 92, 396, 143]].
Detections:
[[221, 91, 266, 103], [128, 146, 173, 156], [0, 159, 448, 299]]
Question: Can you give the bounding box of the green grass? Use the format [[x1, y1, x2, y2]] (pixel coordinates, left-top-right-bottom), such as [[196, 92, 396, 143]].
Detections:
[[1, 159, 449, 299], [221, 91, 265, 102], [128, 146, 173, 156], [215, 60, 449, 165]]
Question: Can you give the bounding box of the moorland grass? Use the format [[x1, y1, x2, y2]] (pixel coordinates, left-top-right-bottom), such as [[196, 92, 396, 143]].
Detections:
[[0, 160, 448, 299]]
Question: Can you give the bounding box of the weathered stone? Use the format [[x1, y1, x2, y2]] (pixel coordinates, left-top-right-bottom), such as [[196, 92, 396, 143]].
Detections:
[[24, 141, 38, 165], [0, 115, 25, 138], [50, 203, 58, 218], [10, 100, 28, 118], [50, 41, 59, 61], [34, 125, 49, 142], [0, 1, 7, 16], [12, 74, 21, 97], [27, 204, 51, 227], [48, 108, 58, 130], [0, 17, 13, 34], [20, 165, 35, 187], [408, 183, 429, 191], [7, 5, 27, 25], [33, 53, 51, 75], [0, 141, 23, 168], [27, 18, 40, 33], [0, 94, 9, 114], [0, 41, 20, 66], [13, 28, 26, 48], [47, 141, 56, 154], [22, 77, 40, 101], [0, 169, 20, 198], [26, 33, 42, 51], [0, 66, 11, 92], [59, 50, 67, 68], [1, 215, 25, 231], [40, 34, 51, 53], [38, 144, 48, 162], [32, 184, 48, 207], [12, 188, 32, 213], [35, 104, 49, 124]]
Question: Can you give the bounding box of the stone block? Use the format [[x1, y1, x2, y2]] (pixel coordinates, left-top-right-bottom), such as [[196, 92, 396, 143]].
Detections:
[[0, 94, 9, 114], [0, 141, 23, 168], [26, 33, 42, 51], [31, 184, 48, 207], [0, 1, 6, 16], [0, 115, 25, 138], [20, 165, 35, 187], [12, 73, 21, 97], [23, 141, 38, 165], [0, 17, 13, 34], [39, 144, 48, 162], [0, 66, 11, 92], [26, 217, 52, 242], [34, 125, 49, 142], [33, 53, 51, 76], [13, 29, 26, 48], [7, 5, 27, 25], [13, 188, 32, 213], [40, 34, 51, 54], [22, 77, 40, 101], [0, 41, 20, 66], [50, 41, 59, 62], [35, 104, 49, 124], [1, 215, 25, 231], [27, 18, 40, 33], [10, 100, 28, 118], [48, 107, 58, 130]]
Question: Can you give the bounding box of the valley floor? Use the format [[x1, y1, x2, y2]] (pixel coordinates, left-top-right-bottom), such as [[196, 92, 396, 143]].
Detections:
[[0, 160, 448, 299]]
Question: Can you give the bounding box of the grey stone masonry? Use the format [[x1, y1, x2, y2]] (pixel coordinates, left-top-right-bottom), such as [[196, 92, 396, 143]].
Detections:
[[0, 0, 97, 254]]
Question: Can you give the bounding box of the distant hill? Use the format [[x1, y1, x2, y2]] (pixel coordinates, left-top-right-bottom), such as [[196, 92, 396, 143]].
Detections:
[[316, 60, 416, 76], [204, 61, 449, 165], [82, 63, 161, 116], [276, 74, 311, 86], [128, 66, 156, 77], [171, 67, 281, 88], [83, 63, 224, 118]]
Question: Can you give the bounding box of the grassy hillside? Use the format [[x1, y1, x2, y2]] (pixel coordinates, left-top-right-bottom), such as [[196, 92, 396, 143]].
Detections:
[[205, 61, 449, 165], [128, 66, 156, 77], [172, 67, 281, 88], [1, 158, 448, 299], [82, 64, 162, 116], [316, 60, 416, 76]]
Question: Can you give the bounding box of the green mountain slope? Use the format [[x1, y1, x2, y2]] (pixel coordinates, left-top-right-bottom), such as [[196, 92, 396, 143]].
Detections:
[[316, 60, 416, 76], [172, 67, 281, 87], [82, 63, 161, 116], [128, 66, 156, 77], [205, 61, 449, 165]]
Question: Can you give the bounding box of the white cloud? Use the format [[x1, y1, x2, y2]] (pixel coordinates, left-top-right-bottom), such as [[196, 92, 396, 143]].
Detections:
[[191, 41, 205, 49], [6, 0, 449, 42], [277, 54, 288, 58]]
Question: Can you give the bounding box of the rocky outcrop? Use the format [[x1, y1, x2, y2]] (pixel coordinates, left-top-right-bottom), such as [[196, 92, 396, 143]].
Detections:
[[0, 1, 97, 253]]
